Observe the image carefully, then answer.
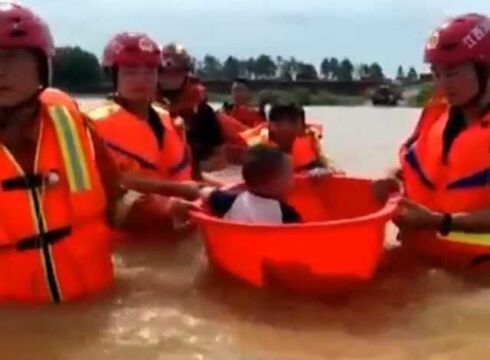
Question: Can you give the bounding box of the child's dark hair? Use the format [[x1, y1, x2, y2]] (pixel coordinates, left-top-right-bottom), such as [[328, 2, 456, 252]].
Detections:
[[242, 145, 288, 188], [268, 103, 304, 124]]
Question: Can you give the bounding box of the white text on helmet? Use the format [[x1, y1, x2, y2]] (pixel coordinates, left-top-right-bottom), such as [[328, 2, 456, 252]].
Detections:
[[463, 19, 490, 49]]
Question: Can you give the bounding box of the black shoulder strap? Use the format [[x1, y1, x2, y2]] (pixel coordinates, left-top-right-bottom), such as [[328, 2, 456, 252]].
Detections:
[[147, 107, 165, 149]]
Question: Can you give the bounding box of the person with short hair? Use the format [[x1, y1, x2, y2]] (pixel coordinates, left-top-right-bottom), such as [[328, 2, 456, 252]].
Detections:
[[200, 145, 302, 224], [222, 78, 266, 128], [241, 103, 329, 173]]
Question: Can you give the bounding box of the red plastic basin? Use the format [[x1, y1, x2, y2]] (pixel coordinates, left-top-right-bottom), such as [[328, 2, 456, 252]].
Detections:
[[192, 176, 400, 295]]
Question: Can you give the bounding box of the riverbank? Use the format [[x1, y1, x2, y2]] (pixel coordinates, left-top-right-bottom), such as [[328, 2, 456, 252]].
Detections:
[[208, 88, 366, 106], [76, 83, 431, 109]]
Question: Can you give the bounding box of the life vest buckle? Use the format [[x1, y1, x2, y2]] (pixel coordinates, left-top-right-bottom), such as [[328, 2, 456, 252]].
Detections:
[[16, 227, 72, 251], [1, 171, 60, 191], [2, 174, 44, 191]]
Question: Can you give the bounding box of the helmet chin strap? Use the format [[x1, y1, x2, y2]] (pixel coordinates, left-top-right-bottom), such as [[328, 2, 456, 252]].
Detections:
[[159, 74, 188, 93], [460, 63, 490, 111], [0, 88, 43, 129], [478, 69, 490, 116]]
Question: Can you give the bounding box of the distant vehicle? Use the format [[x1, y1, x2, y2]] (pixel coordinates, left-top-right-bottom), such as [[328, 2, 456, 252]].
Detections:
[[371, 85, 402, 106]]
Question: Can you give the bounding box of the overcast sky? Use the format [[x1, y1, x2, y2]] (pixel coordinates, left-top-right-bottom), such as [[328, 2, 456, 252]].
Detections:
[[21, 0, 490, 76]]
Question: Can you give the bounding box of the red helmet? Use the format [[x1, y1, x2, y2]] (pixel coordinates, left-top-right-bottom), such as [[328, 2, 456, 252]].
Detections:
[[102, 32, 161, 68], [0, 2, 55, 87], [161, 43, 193, 72], [425, 13, 490, 66], [0, 2, 54, 57]]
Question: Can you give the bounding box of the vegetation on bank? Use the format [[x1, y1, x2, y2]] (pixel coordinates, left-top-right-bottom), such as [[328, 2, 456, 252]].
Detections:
[[52, 45, 435, 107], [197, 54, 419, 83], [208, 88, 365, 106], [51, 46, 420, 89], [407, 83, 435, 107]]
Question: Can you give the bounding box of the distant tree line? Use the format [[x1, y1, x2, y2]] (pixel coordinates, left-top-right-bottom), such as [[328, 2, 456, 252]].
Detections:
[[49, 46, 420, 91], [396, 65, 419, 82], [52, 46, 102, 89], [196, 55, 419, 83]]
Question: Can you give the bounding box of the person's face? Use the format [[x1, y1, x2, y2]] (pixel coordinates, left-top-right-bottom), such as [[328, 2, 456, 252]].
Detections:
[[0, 48, 41, 107], [261, 157, 295, 199], [432, 62, 479, 107], [269, 116, 303, 149], [159, 70, 187, 91], [231, 82, 250, 105], [117, 65, 158, 102]]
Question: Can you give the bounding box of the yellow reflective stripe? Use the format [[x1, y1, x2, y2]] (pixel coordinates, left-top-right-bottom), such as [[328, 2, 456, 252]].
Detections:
[[248, 137, 263, 146], [85, 103, 120, 121], [49, 106, 91, 192], [444, 232, 490, 247]]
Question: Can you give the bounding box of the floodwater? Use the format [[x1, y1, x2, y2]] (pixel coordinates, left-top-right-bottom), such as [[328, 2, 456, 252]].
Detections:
[[3, 104, 490, 360]]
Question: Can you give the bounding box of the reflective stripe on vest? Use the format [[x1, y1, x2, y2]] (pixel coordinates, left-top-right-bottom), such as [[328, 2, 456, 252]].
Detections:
[[444, 231, 490, 247], [242, 125, 269, 146], [49, 106, 91, 192]]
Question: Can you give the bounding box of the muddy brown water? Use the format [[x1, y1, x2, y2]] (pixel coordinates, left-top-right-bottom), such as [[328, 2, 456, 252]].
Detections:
[[2, 102, 490, 360]]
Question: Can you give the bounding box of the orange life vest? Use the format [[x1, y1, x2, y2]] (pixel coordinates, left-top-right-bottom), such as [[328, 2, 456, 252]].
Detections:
[[88, 101, 192, 181], [0, 88, 114, 303], [217, 111, 249, 163], [226, 104, 265, 128], [240, 123, 324, 172], [400, 104, 490, 269], [402, 91, 448, 153]]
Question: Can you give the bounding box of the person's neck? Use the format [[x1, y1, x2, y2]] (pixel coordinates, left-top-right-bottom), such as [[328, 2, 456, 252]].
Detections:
[[160, 89, 180, 103], [120, 98, 151, 120], [0, 101, 40, 132], [269, 132, 293, 153]]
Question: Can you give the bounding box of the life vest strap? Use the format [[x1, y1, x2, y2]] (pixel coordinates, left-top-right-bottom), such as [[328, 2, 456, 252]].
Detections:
[[447, 167, 490, 189], [169, 148, 191, 176], [104, 141, 158, 170], [404, 146, 436, 189], [14, 227, 72, 252], [2, 174, 44, 191]]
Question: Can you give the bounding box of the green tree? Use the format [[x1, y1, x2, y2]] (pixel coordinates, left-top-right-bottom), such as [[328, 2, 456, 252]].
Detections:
[[355, 63, 371, 80], [255, 55, 277, 79], [53, 46, 101, 89], [296, 63, 318, 80], [244, 57, 256, 78], [329, 57, 340, 80], [201, 55, 222, 79], [407, 67, 418, 81], [276, 56, 285, 71], [320, 58, 330, 79], [397, 65, 405, 81], [286, 57, 299, 80], [276, 56, 291, 80], [338, 58, 354, 81], [222, 56, 241, 80], [368, 63, 384, 81]]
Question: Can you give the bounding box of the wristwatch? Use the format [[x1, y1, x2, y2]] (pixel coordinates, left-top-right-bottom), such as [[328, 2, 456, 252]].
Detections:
[[439, 213, 453, 236]]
